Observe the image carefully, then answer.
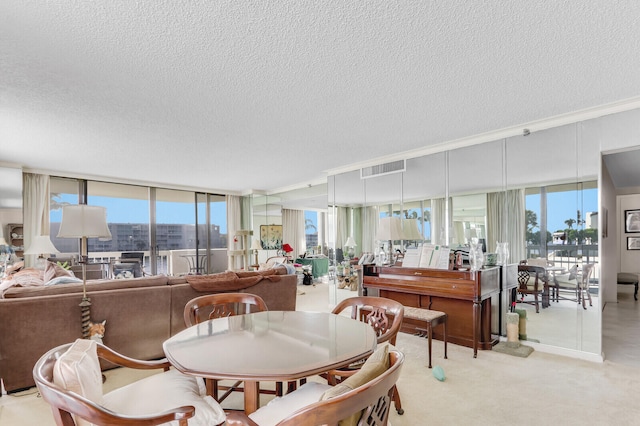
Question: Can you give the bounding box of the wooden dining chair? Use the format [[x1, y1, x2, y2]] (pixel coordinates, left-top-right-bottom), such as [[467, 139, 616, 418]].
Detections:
[[327, 296, 405, 415], [183, 293, 270, 402], [225, 349, 404, 426], [33, 339, 225, 426], [517, 264, 548, 313]]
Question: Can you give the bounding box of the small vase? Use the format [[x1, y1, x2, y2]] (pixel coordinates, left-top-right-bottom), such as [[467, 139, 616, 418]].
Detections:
[[496, 242, 510, 265], [469, 243, 484, 271]]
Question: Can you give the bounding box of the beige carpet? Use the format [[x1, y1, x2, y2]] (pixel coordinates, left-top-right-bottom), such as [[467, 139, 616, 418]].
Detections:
[[3, 282, 640, 425]]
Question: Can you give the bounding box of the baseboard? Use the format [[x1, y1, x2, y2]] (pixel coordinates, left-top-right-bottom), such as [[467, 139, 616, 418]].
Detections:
[[498, 336, 603, 363]]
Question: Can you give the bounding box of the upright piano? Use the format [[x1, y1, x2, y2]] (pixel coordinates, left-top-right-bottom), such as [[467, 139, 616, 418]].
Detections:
[[362, 265, 501, 357]]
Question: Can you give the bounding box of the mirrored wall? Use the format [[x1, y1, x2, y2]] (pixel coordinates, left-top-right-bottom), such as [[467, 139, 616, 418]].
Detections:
[[328, 118, 603, 354]]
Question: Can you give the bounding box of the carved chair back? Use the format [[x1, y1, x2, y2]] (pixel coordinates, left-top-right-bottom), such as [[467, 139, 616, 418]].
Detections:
[[183, 293, 268, 326]]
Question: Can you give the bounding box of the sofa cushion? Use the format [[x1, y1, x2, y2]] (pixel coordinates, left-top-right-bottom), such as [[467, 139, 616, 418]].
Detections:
[[3, 274, 169, 298], [103, 369, 226, 426]]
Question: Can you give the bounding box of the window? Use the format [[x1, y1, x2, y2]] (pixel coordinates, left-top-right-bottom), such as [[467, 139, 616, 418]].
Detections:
[[49, 177, 227, 276], [525, 181, 598, 269], [305, 210, 318, 251]]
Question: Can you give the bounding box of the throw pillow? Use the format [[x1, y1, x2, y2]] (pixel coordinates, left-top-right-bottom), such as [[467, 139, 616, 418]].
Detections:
[[44, 261, 74, 283], [320, 344, 390, 400], [53, 339, 103, 426], [319, 345, 390, 426], [45, 276, 83, 286]]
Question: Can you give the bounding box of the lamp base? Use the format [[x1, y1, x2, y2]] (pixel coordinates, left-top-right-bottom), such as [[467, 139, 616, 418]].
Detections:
[[80, 296, 92, 339]]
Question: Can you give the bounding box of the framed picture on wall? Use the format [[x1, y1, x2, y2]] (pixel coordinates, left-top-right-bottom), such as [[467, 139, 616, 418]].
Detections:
[[259, 225, 283, 250], [627, 236, 640, 250], [625, 209, 640, 233]]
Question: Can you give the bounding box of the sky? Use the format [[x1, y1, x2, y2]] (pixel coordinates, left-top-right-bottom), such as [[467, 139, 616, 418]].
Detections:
[[526, 188, 598, 232]]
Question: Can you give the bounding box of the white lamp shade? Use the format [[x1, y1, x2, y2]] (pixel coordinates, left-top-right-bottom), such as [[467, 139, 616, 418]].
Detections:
[[402, 219, 423, 240], [0, 237, 8, 246], [57, 205, 112, 239], [375, 217, 404, 241], [251, 239, 263, 250], [24, 235, 60, 255], [344, 236, 357, 248]]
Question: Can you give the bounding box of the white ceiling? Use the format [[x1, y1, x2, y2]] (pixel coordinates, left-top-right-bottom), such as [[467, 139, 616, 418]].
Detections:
[[2, 1, 640, 197]]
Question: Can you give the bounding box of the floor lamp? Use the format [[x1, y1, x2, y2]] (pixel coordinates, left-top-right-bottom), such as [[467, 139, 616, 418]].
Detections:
[[57, 205, 112, 338]]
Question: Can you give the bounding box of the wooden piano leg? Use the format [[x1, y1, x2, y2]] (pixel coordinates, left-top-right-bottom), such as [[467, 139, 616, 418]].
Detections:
[[473, 301, 479, 358]]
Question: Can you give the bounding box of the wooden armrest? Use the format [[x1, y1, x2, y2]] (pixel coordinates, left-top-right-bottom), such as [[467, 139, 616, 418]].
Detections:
[[225, 411, 259, 425], [97, 345, 171, 371], [46, 384, 195, 425]]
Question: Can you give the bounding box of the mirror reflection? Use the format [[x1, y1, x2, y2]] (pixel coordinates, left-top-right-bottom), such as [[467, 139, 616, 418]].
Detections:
[[328, 121, 601, 355]]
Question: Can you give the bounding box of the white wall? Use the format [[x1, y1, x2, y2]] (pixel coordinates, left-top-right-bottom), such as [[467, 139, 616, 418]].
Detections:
[[618, 194, 640, 275], [0, 208, 23, 238]]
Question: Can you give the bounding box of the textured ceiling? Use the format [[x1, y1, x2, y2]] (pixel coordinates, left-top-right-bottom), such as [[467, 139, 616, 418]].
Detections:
[[1, 1, 640, 196]]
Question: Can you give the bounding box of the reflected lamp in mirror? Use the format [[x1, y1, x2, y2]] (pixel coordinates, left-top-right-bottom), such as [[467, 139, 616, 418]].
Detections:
[[375, 217, 404, 265], [344, 236, 357, 259], [402, 219, 423, 242], [24, 235, 60, 269], [57, 205, 112, 339], [250, 239, 262, 265]]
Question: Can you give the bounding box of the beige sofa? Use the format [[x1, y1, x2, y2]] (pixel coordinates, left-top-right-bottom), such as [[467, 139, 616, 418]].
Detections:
[[0, 268, 297, 393]]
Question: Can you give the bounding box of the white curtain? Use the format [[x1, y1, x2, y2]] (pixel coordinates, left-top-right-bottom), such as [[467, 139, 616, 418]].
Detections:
[[363, 206, 379, 253], [317, 211, 327, 255], [352, 207, 362, 257], [335, 206, 349, 257], [226, 195, 242, 270], [23, 173, 50, 267], [282, 208, 305, 258], [430, 198, 448, 245], [487, 189, 525, 263]]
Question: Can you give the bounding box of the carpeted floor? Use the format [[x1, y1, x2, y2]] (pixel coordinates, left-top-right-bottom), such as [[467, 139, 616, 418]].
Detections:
[[2, 282, 640, 425]]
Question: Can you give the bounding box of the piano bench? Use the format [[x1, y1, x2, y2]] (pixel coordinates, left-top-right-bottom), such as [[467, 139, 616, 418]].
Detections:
[[404, 306, 448, 368], [617, 272, 639, 301]]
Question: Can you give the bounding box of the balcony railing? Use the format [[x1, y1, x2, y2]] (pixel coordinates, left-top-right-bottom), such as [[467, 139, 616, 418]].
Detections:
[[526, 243, 600, 285]]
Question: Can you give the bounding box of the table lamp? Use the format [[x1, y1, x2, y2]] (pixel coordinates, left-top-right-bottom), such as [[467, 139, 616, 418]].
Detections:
[[402, 219, 423, 244], [375, 217, 404, 265], [57, 205, 112, 338], [344, 236, 357, 259], [251, 239, 262, 266], [24, 235, 60, 269]]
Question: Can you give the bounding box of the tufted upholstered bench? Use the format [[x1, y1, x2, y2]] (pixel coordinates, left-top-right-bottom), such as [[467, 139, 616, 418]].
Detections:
[[617, 272, 639, 301], [403, 306, 448, 368]]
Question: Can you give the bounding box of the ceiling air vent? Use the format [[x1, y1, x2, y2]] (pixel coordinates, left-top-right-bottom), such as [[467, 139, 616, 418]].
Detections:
[[360, 160, 406, 179]]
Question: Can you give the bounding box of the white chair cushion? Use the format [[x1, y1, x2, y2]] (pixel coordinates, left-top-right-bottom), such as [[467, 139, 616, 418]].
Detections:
[[103, 369, 226, 426], [53, 339, 103, 426], [248, 381, 332, 426]]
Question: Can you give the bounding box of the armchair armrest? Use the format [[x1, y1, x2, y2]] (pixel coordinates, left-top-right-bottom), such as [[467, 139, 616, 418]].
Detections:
[[97, 344, 172, 371], [225, 411, 260, 425]]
